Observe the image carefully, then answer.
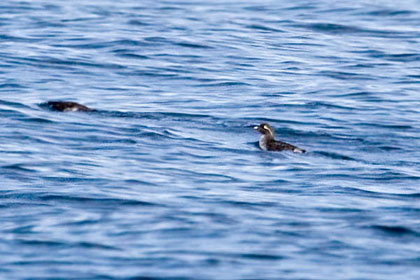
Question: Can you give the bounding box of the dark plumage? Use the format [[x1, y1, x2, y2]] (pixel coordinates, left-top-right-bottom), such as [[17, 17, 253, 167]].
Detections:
[[254, 123, 305, 153], [44, 101, 93, 112]]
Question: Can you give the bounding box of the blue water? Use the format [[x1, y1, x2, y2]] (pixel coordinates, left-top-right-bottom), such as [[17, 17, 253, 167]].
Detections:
[[1, 0, 420, 279]]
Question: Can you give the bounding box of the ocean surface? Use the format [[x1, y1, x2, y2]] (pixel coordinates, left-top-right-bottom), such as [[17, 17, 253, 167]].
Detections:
[[1, 0, 419, 279]]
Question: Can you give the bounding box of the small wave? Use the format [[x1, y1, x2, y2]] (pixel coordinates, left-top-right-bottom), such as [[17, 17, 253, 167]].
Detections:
[[0, 83, 27, 89], [298, 22, 412, 38], [317, 70, 375, 81], [0, 34, 37, 42], [303, 22, 363, 34], [381, 53, 420, 63], [363, 9, 415, 17], [12, 56, 126, 71], [371, 225, 419, 236], [100, 110, 219, 125], [176, 42, 212, 49], [0, 99, 30, 109], [39, 194, 160, 207], [314, 151, 357, 161], [239, 253, 284, 260], [113, 50, 149, 60], [127, 19, 149, 26], [243, 5, 270, 12], [16, 116, 54, 123], [246, 24, 283, 33], [76, 241, 120, 250], [2, 164, 37, 173], [196, 81, 251, 87], [17, 239, 66, 247], [305, 101, 354, 110], [357, 122, 413, 130], [377, 146, 402, 151]]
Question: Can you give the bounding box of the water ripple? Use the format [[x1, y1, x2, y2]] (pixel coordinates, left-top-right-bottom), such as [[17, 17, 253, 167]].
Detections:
[[1, 0, 420, 279]]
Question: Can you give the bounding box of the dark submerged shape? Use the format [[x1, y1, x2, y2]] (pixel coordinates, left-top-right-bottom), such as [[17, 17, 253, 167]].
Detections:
[[44, 101, 94, 112], [254, 123, 305, 153]]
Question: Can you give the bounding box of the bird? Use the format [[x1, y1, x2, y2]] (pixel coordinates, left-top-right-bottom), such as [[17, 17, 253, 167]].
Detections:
[[43, 101, 94, 112], [254, 123, 305, 153]]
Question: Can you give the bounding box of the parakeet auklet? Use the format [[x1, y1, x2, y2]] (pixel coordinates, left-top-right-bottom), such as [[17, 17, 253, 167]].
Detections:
[[44, 101, 94, 112], [254, 123, 305, 153]]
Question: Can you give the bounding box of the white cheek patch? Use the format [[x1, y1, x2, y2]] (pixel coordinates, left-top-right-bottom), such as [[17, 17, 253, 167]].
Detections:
[[263, 125, 274, 136]]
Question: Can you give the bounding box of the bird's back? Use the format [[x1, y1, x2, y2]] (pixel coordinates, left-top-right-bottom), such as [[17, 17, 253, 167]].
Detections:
[[267, 139, 305, 153]]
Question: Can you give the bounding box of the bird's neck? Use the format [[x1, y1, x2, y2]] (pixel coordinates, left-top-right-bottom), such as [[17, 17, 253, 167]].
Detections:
[[262, 134, 274, 141]]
